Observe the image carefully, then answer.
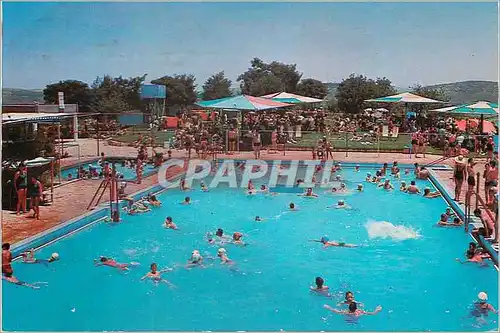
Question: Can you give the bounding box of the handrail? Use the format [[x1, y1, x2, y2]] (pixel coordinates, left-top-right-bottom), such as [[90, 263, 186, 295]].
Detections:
[[464, 172, 496, 238]]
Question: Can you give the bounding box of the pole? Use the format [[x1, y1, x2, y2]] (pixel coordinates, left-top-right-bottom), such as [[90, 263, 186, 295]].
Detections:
[[50, 159, 54, 203], [58, 123, 62, 184], [377, 133, 380, 157], [96, 119, 100, 157], [480, 114, 484, 134], [345, 132, 348, 158]]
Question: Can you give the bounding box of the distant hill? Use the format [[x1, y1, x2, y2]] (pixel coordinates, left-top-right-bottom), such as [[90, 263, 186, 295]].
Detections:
[[2, 88, 44, 104], [424, 81, 498, 105], [325, 80, 498, 105]]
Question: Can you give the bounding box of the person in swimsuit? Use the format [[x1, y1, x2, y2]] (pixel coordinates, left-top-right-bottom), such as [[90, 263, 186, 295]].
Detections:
[[438, 215, 463, 227], [300, 188, 318, 197], [365, 173, 372, 182], [413, 163, 420, 176], [486, 137, 495, 163], [200, 181, 209, 192], [14, 163, 28, 215], [141, 263, 175, 287], [289, 202, 298, 211], [423, 187, 441, 198], [417, 167, 429, 180], [484, 160, 498, 204], [324, 302, 382, 317], [453, 155, 466, 202], [391, 162, 400, 175], [164, 216, 178, 230], [252, 130, 262, 159], [232, 232, 245, 246], [445, 207, 456, 218], [337, 291, 365, 307], [411, 133, 419, 158], [470, 292, 498, 317], [186, 250, 204, 268], [21, 249, 59, 265], [310, 276, 330, 296], [456, 243, 490, 265], [181, 197, 191, 205], [406, 181, 420, 194], [94, 257, 130, 270], [27, 176, 43, 219], [217, 248, 233, 264], [2, 243, 13, 278], [378, 179, 394, 190], [148, 195, 161, 207], [314, 236, 357, 248], [357, 184, 363, 192], [400, 181, 407, 192], [465, 158, 476, 205]]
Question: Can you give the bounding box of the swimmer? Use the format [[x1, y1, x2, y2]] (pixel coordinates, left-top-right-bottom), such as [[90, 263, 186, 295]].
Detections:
[[300, 187, 318, 197], [164, 216, 178, 230], [405, 181, 420, 194], [255, 216, 263, 222], [330, 187, 338, 193], [365, 173, 372, 182], [181, 196, 191, 205], [423, 187, 441, 198], [456, 243, 490, 265], [331, 200, 350, 209], [337, 291, 364, 307], [378, 179, 394, 190], [247, 180, 255, 191], [445, 208, 456, 218], [391, 162, 400, 175], [355, 165, 360, 172], [400, 181, 407, 192], [148, 195, 161, 207], [186, 250, 205, 268], [310, 276, 330, 296], [232, 232, 246, 245], [371, 175, 379, 184], [124, 202, 150, 215], [289, 202, 298, 210], [141, 263, 175, 287], [217, 248, 233, 264], [200, 181, 209, 192], [470, 292, 498, 316], [394, 170, 401, 179], [312, 236, 357, 248], [405, 168, 410, 175], [324, 302, 382, 317], [438, 216, 463, 227], [180, 178, 190, 191], [94, 256, 130, 270], [21, 249, 59, 265], [357, 184, 363, 192], [334, 175, 343, 182], [339, 183, 347, 192]]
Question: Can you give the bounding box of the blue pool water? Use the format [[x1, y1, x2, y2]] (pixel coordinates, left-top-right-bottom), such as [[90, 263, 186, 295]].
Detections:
[[3, 165, 498, 331], [61, 161, 157, 181]]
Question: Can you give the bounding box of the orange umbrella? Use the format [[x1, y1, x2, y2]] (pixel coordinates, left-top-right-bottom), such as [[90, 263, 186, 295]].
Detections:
[[455, 119, 497, 133]]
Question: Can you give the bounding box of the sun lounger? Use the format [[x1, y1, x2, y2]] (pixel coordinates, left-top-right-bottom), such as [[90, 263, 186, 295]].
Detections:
[[382, 125, 389, 138], [390, 126, 399, 139]]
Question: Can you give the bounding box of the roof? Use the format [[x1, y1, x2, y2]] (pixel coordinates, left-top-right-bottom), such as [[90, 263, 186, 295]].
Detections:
[[2, 112, 79, 125]]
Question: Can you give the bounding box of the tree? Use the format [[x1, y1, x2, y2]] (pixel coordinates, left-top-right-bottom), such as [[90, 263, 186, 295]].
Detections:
[[202, 71, 232, 100], [43, 80, 93, 112], [151, 74, 197, 108], [237, 58, 302, 96], [296, 78, 328, 99], [335, 74, 396, 113], [410, 84, 449, 102], [91, 74, 147, 113]]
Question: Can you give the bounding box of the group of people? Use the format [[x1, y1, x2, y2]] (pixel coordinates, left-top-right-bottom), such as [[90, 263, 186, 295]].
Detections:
[[13, 163, 44, 220]]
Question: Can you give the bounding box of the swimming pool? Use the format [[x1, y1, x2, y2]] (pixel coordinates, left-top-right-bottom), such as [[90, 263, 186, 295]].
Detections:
[[3, 162, 498, 331], [60, 160, 157, 181]]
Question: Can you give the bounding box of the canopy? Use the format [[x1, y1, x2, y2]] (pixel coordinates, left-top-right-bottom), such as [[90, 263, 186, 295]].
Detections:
[[456, 119, 497, 133], [430, 101, 498, 117], [261, 92, 324, 104], [196, 95, 292, 111], [365, 92, 445, 104], [25, 157, 55, 167]]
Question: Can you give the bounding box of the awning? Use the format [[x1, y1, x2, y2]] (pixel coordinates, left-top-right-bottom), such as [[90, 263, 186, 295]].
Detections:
[[2, 112, 81, 125]]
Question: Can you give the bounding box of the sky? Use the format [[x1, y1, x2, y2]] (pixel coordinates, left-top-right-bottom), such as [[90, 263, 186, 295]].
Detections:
[[2, 2, 498, 90]]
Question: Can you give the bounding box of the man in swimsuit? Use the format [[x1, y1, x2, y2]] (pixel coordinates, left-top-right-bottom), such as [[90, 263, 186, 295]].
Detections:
[[300, 188, 318, 197], [484, 161, 498, 204], [186, 250, 204, 268], [316, 236, 357, 248], [94, 257, 130, 270], [217, 248, 234, 264], [164, 216, 178, 230], [417, 166, 430, 180], [453, 155, 466, 202], [406, 181, 420, 194], [181, 197, 191, 205], [310, 276, 330, 296], [2, 243, 13, 278], [378, 179, 394, 190], [141, 263, 175, 287], [14, 163, 28, 215], [324, 302, 382, 317], [423, 188, 441, 198]]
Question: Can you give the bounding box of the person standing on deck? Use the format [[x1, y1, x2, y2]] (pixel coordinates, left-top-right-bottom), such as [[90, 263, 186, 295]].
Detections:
[[29, 176, 43, 220], [453, 155, 467, 202], [14, 163, 28, 215]]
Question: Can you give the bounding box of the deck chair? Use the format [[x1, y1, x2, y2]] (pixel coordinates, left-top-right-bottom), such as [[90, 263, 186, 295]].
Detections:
[[390, 126, 400, 140], [381, 125, 389, 139]]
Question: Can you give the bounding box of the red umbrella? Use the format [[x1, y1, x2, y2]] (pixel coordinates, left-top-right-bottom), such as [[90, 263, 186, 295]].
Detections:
[[455, 119, 496, 133]]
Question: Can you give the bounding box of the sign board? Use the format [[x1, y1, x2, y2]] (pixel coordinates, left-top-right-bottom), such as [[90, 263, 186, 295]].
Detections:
[[140, 84, 167, 99], [58, 92, 65, 110]]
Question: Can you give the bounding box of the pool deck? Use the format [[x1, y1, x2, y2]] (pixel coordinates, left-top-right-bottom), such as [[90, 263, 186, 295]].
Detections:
[[2, 139, 494, 244]]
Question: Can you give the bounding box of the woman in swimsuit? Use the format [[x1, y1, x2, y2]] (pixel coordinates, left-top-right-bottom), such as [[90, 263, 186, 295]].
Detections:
[[453, 155, 466, 202], [252, 130, 262, 159], [29, 176, 43, 220], [466, 158, 476, 205], [14, 163, 28, 215], [94, 257, 130, 270]]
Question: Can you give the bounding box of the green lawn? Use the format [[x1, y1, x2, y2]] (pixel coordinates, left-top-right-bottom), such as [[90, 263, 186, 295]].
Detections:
[[111, 129, 175, 145]]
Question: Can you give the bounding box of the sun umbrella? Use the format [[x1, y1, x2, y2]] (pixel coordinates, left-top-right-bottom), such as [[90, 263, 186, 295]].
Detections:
[[430, 101, 498, 133], [365, 92, 445, 104], [261, 92, 324, 104], [196, 95, 292, 111], [456, 119, 497, 134]]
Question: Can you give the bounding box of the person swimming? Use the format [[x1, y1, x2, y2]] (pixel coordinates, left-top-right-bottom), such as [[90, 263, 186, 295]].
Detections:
[[324, 302, 382, 317], [186, 250, 204, 268], [259, 184, 269, 193], [94, 256, 131, 270], [400, 181, 407, 192], [232, 232, 245, 245], [355, 165, 360, 172], [181, 196, 191, 205], [180, 178, 190, 191], [21, 249, 59, 265], [217, 248, 233, 264], [339, 183, 347, 192], [289, 203, 298, 210], [313, 236, 357, 248], [141, 263, 175, 287], [331, 200, 350, 209], [200, 181, 209, 192], [357, 184, 363, 192], [310, 276, 331, 296], [406, 181, 420, 194], [456, 243, 490, 265], [445, 207, 456, 218], [391, 162, 400, 175], [438, 215, 463, 227], [148, 195, 161, 207], [365, 173, 372, 182], [337, 291, 364, 307], [300, 187, 318, 197], [470, 292, 498, 317], [255, 216, 263, 222], [164, 216, 178, 230], [378, 179, 394, 190], [423, 187, 441, 198]]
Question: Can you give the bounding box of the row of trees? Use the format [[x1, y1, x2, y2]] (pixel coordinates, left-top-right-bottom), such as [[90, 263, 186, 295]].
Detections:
[[43, 57, 447, 114]]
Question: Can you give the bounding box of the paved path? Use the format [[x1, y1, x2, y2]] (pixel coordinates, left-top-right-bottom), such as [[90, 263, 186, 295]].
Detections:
[[3, 137, 492, 244]]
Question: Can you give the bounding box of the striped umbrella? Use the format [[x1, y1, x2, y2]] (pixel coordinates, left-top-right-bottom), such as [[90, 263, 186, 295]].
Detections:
[[365, 92, 445, 104], [196, 95, 291, 111], [261, 92, 324, 104], [430, 101, 498, 133]]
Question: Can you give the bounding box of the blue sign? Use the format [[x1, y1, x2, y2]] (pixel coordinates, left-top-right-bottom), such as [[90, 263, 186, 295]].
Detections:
[[118, 114, 144, 125], [140, 84, 167, 99]]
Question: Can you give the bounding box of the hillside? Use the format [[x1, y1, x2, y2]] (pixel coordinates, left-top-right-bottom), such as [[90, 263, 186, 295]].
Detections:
[[2, 88, 44, 104], [425, 81, 498, 104]]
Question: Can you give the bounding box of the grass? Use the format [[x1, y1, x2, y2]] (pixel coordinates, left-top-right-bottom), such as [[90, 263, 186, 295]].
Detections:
[[111, 129, 175, 144]]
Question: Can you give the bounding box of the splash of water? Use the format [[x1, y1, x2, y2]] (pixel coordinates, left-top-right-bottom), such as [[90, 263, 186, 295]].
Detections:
[[365, 220, 420, 241]]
